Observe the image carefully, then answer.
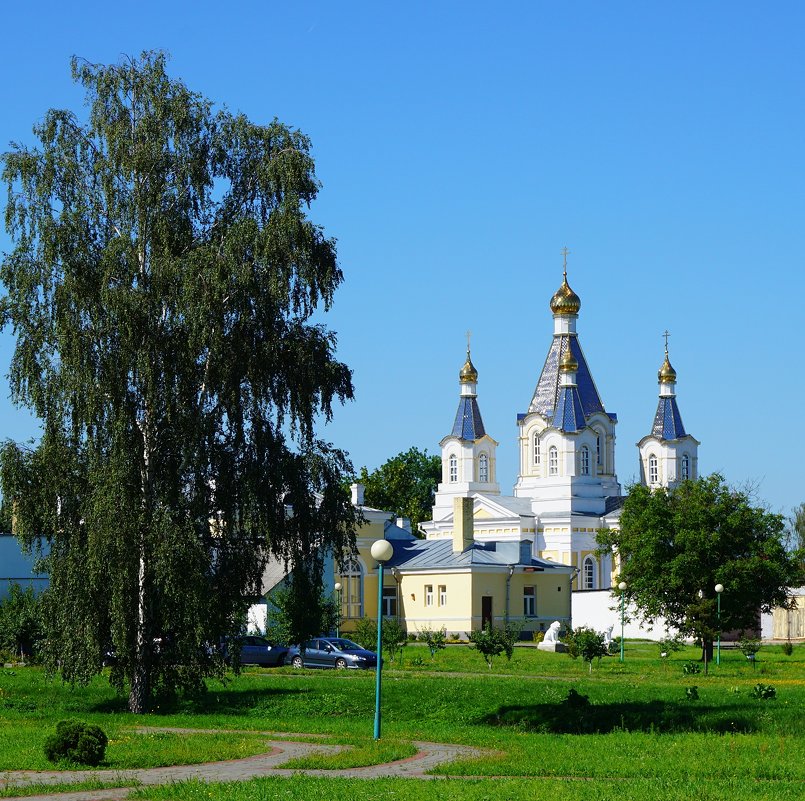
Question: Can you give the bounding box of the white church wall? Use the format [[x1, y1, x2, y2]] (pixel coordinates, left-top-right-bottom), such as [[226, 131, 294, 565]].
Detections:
[[571, 589, 676, 640]]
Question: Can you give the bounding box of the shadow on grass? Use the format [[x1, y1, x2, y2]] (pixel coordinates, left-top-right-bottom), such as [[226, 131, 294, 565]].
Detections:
[[90, 685, 305, 716], [482, 690, 757, 734]]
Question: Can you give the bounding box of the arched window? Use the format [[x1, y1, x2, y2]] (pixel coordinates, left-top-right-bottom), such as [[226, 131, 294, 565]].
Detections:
[[582, 556, 596, 590], [533, 435, 541, 466], [580, 446, 590, 475], [681, 454, 690, 481], [649, 454, 658, 485], [339, 557, 363, 619], [478, 453, 489, 482], [449, 454, 458, 483], [548, 446, 558, 476], [596, 431, 603, 466]]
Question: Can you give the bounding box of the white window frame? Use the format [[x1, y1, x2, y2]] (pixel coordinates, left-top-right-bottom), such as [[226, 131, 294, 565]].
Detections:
[[681, 454, 690, 481], [382, 585, 397, 617], [548, 446, 558, 476], [425, 584, 434, 607], [649, 454, 658, 484], [339, 557, 363, 619], [582, 556, 596, 590], [533, 434, 541, 466], [523, 586, 536, 617], [449, 454, 458, 483], [580, 446, 590, 476], [478, 453, 489, 483], [438, 584, 447, 606]]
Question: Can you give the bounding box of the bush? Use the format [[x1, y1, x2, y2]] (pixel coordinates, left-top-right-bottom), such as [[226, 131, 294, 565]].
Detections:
[[417, 624, 447, 660], [0, 583, 43, 661], [351, 617, 378, 651], [685, 685, 699, 701], [43, 720, 108, 766], [782, 641, 794, 656], [565, 626, 608, 672], [682, 661, 701, 675], [467, 623, 519, 669], [750, 683, 776, 700]]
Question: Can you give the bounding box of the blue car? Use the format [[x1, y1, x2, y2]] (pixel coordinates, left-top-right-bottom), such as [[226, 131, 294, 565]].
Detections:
[[285, 637, 378, 669], [221, 635, 288, 667]]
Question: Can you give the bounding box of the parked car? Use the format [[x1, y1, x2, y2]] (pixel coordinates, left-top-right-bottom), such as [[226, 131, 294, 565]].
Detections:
[[221, 635, 288, 667], [285, 637, 378, 669]]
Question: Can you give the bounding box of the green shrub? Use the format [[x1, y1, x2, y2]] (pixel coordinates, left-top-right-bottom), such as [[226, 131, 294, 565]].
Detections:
[[685, 686, 699, 701], [43, 720, 108, 766], [782, 641, 794, 656], [417, 624, 447, 660], [750, 683, 776, 700], [682, 661, 701, 675], [467, 623, 518, 669], [565, 626, 608, 672], [351, 618, 378, 651]]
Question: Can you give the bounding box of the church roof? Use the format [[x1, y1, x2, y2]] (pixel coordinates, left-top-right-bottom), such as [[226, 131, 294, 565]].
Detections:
[[451, 396, 486, 440], [384, 537, 572, 571], [651, 396, 687, 440], [552, 385, 586, 432], [527, 335, 606, 421]]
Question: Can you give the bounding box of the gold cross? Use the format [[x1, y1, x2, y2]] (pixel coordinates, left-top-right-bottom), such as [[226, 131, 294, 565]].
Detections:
[[466, 329, 472, 354], [561, 246, 570, 277], [663, 330, 670, 352]]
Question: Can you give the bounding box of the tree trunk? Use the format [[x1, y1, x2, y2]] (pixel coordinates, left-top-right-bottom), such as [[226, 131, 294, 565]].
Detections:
[[700, 638, 713, 675]]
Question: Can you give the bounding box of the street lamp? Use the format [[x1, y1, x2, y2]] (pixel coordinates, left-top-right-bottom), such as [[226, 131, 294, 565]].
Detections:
[[618, 581, 627, 662], [715, 583, 724, 666], [334, 582, 342, 638], [371, 539, 394, 740]]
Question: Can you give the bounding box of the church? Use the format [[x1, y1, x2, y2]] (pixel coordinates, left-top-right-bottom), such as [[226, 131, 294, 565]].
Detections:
[[334, 260, 700, 638]]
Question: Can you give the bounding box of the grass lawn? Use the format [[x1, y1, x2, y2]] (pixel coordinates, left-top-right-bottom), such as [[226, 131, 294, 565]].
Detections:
[[0, 641, 803, 800]]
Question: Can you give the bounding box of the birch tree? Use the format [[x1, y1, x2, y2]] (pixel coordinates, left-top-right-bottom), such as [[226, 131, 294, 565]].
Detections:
[[0, 52, 357, 712]]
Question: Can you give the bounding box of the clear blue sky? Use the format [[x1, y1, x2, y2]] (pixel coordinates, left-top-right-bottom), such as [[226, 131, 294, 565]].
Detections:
[[1, 2, 803, 516]]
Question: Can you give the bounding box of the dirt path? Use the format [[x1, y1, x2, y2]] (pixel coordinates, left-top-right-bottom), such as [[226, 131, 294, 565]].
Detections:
[[0, 728, 485, 801]]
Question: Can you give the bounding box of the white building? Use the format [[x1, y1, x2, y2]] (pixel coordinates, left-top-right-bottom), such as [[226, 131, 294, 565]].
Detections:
[[420, 260, 698, 620]]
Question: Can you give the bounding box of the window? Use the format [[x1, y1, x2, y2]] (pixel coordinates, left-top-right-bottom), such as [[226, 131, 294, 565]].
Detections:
[[523, 586, 536, 617], [439, 585, 447, 606], [339, 558, 363, 619], [649, 454, 658, 484], [580, 446, 590, 475], [582, 556, 596, 590], [449, 454, 458, 483], [533, 435, 541, 466], [596, 431, 604, 467], [681, 454, 690, 481], [479, 453, 489, 483], [548, 446, 558, 476], [382, 586, 397, 617], [425, 585, 434, 606]]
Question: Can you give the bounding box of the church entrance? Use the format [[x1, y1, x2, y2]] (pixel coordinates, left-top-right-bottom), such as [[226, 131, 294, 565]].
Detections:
[[481, 596, 493, 628]]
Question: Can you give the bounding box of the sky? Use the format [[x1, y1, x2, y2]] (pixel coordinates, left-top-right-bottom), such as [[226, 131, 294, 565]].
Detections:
[[0, 2, 803, 517]]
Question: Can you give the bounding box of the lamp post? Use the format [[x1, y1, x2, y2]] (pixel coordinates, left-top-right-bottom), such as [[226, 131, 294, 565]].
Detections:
[[371, 539, 393, 740], [334, 582, 342, 638], [715, 583, 724, 666], [618, 581, 627, 662]]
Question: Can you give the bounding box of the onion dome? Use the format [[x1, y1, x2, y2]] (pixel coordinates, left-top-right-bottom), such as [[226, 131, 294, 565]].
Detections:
[[558, 343, 578, 373], [550, 272, 581, 315], [658, 349, 677, 384], [459, 350, 478, 383]]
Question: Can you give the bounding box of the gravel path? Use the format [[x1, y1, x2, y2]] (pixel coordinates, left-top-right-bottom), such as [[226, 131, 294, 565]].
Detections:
[[0, 727, 484, 801]]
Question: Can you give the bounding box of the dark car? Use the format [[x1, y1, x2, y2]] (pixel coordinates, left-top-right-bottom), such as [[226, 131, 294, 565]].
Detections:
[[222, 635, 288, 667], [285, 637, 378, 669]]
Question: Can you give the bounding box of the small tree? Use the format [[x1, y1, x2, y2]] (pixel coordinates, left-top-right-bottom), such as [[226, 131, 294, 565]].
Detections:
[[352, 617, 378, 650], [468, 623, 518, 670], [266, 576, 339, 648], [381, 617, 407, 663], [418, 624, 447, 660], [0, 583, 43, 661], [566, 626, 608, 673]]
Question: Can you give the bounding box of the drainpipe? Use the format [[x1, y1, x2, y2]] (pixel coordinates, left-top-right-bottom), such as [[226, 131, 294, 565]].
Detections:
[[505, 565, 515, 624], [390, 567, 401, 623]]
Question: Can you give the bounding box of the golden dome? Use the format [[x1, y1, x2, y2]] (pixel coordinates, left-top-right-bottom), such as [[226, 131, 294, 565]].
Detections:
[[459, 350, 478, 383], [550, 272, 581, 315], [658, 350, 677, 383], [559, 342, 578, 373]]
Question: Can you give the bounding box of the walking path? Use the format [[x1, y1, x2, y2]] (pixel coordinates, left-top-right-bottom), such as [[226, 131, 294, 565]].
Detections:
[[0, 727, 485, 801]]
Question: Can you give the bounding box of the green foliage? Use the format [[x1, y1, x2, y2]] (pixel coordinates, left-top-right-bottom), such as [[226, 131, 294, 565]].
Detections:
[[417, 624, 447, 659], [598, 474, 803, 656], [0, 583, 43, 660], [0, 52, 357, 713], [467, 623, 518, 669], [355, 447, 441, 534], [43, 720, 108, 766], [565, 626, 608, 671], [658, 636, 685, 658], [265, 578, 339, 649], [351, 618, 378, 651], [750, 683, 776, 700], [381, 617, 407, 663], [682, 661, 701, 675], [782, 641, 794, 656], [739, 637, 761, 659], [787, 503, 805, 553], [685, 685, 699, 701]]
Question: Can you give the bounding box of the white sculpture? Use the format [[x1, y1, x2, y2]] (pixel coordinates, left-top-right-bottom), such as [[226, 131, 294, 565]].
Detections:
[[538, 620, 567, 652], [602, 624, 614, 646]]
